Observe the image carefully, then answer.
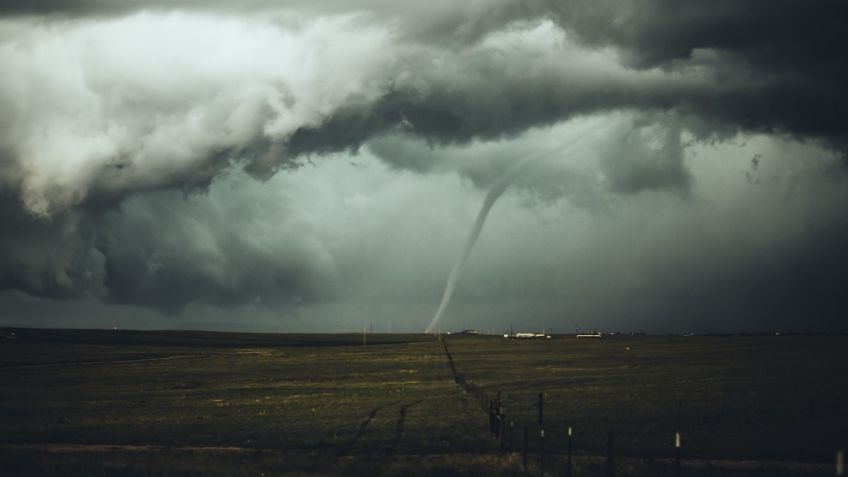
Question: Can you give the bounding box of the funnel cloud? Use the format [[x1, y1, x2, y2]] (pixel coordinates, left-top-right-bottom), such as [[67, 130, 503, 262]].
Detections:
[[425, 121, 605, 333]]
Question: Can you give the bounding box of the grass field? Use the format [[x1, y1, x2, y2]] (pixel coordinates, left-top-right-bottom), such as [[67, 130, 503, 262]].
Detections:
[[1, 328, 846, 476], [444, 335, 848, 462]]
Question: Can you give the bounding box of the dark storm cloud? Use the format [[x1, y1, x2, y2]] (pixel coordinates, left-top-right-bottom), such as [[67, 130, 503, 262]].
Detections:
[[0, 169, 347, 313], [0, 1, 847, 325], [92, 189, 336, 313], [599, 116, 690, 196], [0, 197, 105, 301], [3, 2, 846, 213], [3, 0, 845, 151], [548, 0, 847, 77], [243, 0, 848, 177], [557, 0, 848, 152], [628, 185, 848, 332], [673, 230, 848, 330]]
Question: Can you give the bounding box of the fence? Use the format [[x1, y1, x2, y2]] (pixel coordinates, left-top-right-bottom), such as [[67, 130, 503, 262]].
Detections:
[[440, 337, 844, 477]]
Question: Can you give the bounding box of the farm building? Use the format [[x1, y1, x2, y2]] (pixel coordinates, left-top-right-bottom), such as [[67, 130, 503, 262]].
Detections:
[[576, 333, 603, 339], [504, 332, 551, 339]]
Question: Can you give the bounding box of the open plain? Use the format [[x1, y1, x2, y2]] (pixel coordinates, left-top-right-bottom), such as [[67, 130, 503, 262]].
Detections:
[[1, 328, 846, 476]]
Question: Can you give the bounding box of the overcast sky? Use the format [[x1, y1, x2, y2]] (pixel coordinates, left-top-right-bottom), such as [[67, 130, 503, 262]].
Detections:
[[1, 1, 847, 333]]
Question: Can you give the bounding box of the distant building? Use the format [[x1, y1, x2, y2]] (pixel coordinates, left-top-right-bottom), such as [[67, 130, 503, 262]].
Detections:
[[504, 332, 551, 339], [576, 333, 603, 339]]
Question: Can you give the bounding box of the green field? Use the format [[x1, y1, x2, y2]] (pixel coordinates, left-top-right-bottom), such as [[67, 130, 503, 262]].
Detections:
[[1, 328, 846, 476]]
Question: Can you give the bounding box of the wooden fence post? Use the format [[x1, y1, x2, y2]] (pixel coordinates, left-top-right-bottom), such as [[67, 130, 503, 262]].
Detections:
[[675, 431, 682, 477], [499, 408, 505, 450], [539, 393, 545, 476], [566, 424, 572, 477]]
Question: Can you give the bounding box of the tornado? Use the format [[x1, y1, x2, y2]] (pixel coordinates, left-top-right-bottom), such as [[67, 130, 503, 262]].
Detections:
[[424, 156, 535, 334], [424, 123, 604, 334]]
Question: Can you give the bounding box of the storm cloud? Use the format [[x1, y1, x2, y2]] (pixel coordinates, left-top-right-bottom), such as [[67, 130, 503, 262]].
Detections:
[[0, 1, 846, 331]]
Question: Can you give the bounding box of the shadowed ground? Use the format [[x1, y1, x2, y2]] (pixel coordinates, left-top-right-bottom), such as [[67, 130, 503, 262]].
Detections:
[[0, 328, 845, 476]]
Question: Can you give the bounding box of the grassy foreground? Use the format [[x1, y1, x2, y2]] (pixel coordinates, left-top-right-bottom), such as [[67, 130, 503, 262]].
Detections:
[[0, 328, 845, 476], [444, 335, 848, 462]]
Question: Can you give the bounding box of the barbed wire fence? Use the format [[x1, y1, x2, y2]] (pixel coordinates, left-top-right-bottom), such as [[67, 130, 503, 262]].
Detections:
[[439, 336, 845, 477]]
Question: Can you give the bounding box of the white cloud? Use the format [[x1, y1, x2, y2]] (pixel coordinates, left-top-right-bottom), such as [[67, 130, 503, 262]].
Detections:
[[0, 12, 396, 215]]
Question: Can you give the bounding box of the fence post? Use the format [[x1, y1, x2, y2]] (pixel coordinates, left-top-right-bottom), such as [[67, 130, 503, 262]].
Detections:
[[606, 426, 615, 477], [539, 393, 545, 476], [566, 424, 572, 477], [499, 408, 505, 450], [509, 420, 514, 452], [523, 425, 528, 470], [675, 431, 681, 477], [837, 448, 844, 476]]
